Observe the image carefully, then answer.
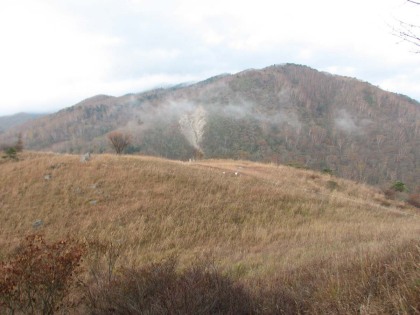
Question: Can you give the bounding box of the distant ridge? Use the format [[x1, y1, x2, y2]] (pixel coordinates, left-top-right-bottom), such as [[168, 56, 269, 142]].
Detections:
[[0, 112, 46, 133], [1, 64, 419, 188]]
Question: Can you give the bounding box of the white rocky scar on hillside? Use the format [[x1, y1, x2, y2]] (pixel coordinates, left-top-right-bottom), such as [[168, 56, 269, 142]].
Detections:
[[179, 106, 207, 151]]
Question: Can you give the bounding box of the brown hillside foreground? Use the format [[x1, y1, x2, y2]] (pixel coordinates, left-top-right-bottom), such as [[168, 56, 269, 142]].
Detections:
[[0, 152, 419, 313]]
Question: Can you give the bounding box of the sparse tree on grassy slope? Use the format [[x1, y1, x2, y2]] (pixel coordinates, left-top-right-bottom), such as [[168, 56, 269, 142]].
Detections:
[[15, 133, 23, 152], [107, 131, 132, 154]]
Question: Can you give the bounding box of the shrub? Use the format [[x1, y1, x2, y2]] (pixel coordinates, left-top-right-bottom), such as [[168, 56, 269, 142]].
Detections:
[[107, 131, 132, 154], [3, 147, 17, 160], [392, 181, 407, 192], [287, 162, 308, 170], [0, 235, 85, 315], [326, 180, 339, 190], [15, 133, 24, 152], [407, 193, 420, 208], [384, 188, 396, 200], [255, 241, 420, 314], [85, 258, 254, 314], [322, 168, 333, 175], [84, 238, 123, 284]]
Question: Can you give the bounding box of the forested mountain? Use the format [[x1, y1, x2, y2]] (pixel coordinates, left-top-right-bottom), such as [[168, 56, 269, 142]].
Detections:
[[0, 112, 45, 133], [1, 64, 419, 188]]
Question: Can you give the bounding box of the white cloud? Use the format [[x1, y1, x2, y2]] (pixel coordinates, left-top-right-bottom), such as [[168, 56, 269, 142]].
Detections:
[[379, 67, 420, 98], [0, 0, 419, 116], [0, 0, 119, 114]]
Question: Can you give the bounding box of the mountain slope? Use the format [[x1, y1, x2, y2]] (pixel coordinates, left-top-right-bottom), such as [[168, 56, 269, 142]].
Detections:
[[0, 112, 46, 133], [1, 64, 419, 188], [0, 152, 419, 313]]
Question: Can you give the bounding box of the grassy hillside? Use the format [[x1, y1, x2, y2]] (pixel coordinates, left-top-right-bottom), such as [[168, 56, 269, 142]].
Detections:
[[0, 152, 419, 313]]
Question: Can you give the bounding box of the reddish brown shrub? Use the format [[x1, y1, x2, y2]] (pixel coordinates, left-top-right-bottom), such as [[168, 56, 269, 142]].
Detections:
[[407, 193, 420, 208], [384, 188, 396, 200], [0, 234, 85, 315]]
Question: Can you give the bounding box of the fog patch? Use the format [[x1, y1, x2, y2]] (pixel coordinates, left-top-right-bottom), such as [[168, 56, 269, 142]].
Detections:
[[122, 99, 202, 148], [125, 95, 303, 147], [215, 99, 301, 130], [219, 101, 255, 120], [261, 111, 301, 131], [131, 100, 198, 127], [335, 110, 360, 133]]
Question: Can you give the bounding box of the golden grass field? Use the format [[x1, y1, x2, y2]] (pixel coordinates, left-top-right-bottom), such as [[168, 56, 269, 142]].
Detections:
[[1, 151, 419, 313]]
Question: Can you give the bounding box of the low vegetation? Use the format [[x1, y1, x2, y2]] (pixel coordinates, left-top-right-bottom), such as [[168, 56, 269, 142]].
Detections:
[[0, 235, 84, 314], [0, 152, 418, 314]]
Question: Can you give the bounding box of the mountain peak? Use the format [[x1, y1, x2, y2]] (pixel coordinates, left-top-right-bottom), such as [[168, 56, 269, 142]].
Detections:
[[0, 64, 418, 188]]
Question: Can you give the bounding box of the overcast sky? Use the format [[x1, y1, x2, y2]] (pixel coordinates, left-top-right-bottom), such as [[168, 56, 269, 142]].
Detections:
[[0, 0, 419, 116]]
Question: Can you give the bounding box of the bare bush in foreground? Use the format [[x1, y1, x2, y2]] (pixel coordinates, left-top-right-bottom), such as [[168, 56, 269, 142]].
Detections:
[[0, 235, 85, 315]]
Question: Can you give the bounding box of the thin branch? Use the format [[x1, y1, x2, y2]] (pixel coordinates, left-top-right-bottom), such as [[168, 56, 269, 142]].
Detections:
[[392, 16, 420, 52], [398, 27, 420, 45], [398, 30, 420, 47], [398, 20, 420, 29]]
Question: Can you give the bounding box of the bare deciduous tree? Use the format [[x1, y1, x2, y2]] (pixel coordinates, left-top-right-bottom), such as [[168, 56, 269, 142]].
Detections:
[[394, 0, 420, 52], [107, 131, 132, 154]]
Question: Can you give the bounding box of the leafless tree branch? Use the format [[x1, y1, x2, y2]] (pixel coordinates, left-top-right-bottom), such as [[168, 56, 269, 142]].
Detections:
[[392, 1, 420, 52]]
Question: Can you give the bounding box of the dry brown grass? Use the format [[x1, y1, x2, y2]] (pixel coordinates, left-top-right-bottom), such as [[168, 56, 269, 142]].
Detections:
[[1, 152, 418, 267], [0, 152, 419, 313]]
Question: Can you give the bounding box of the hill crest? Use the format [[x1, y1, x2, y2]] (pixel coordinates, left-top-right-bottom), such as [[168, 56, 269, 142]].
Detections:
[[0, 64, 419, 188]]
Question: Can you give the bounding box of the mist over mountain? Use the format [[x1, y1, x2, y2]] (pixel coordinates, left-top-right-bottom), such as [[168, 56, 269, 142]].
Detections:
[[1, 64, 419, 188]]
